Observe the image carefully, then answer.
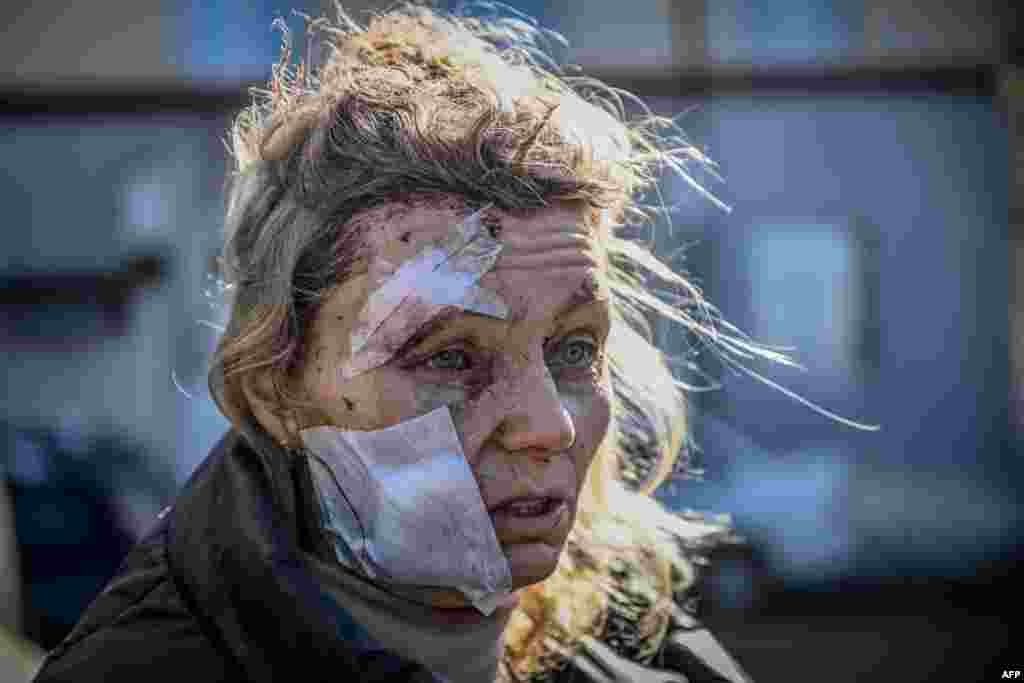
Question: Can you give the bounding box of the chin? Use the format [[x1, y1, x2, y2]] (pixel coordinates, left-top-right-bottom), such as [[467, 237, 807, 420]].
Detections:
[[504, 541, 565, 588]]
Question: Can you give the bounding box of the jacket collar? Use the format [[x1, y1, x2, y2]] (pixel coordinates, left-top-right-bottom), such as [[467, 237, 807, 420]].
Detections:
[[166, 430, 439, 682]]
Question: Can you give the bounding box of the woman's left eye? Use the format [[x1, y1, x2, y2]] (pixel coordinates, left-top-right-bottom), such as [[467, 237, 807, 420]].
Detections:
[[425, 348, 472, 371], [549, 334, 598, 368]]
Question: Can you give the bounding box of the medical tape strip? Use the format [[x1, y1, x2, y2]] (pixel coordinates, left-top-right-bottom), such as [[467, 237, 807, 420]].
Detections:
[[300, 405, 513, 612], [342, 206, 508, 379]]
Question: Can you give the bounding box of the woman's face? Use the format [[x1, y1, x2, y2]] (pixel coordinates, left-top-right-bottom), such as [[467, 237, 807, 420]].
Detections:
[[292, 197, 613, 601]]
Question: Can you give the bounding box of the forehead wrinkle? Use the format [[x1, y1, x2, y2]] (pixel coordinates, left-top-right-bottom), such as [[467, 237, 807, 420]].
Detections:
[[496, 226, 594, 246], [482, 271, 608, 331]]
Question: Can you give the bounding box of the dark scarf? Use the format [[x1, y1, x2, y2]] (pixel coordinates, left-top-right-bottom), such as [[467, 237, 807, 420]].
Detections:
[[166, 430, 509, 683]]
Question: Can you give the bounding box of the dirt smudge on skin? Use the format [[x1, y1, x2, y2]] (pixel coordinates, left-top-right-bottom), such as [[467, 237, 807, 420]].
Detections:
[[480, 213, 503, 239], [475, 457, 509, 484], [342, 194, 478, 248], [412, 383, 469, 417]]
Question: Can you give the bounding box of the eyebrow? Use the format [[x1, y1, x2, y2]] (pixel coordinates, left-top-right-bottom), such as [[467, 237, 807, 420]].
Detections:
[[389, 305, 466, 360], [391, 277, 608, 358]]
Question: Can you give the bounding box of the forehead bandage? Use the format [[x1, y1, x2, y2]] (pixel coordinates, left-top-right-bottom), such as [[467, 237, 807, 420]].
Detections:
[[300, 406, 514, 615], [342, 206, 508, 379]]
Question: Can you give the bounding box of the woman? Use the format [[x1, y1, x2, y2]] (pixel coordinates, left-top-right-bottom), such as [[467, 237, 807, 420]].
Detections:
[[34, 3, 763, 681]]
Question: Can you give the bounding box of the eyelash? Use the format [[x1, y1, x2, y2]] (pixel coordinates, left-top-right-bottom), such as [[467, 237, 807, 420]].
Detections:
[[417, 329, 603, 375]]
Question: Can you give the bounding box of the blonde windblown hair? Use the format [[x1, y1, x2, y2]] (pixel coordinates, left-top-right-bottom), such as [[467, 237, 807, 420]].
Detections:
[[208, 2, 804, 680]]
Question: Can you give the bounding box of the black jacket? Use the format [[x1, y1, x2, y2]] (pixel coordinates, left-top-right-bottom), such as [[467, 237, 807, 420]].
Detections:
[[33, 432, 750, 683]]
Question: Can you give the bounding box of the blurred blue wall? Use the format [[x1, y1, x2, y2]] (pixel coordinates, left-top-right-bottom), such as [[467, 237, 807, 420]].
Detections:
[[653, 93, 1016, 585]]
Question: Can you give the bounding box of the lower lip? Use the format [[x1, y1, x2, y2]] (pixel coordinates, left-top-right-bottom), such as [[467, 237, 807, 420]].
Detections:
[[491, 498, 568, 529]]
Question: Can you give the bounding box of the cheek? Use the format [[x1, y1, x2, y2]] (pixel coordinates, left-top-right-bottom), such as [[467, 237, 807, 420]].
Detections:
[[562, 361, 612, 439], [412, 383, 470, 415], [301, 357, 349, 423], [475, 456, 513, 485], [301, 360, 419, 431], [559, 377, 612, 483]]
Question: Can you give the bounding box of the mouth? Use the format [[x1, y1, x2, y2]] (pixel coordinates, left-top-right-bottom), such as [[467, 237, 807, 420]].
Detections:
[[485, 489, 573, 516], [488, 495, 566, 517], [489, 496, 569, 535]]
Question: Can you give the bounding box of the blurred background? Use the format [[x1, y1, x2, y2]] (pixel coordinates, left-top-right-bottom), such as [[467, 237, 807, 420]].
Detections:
[[0, 0, 1019, 681]]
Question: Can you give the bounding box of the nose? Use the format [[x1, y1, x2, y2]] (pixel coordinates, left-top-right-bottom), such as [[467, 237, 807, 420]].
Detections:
[[495, 363, 576, 455]]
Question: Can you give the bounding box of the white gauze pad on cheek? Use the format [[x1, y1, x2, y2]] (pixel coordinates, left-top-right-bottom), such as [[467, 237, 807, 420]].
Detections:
[[299, 406, 514, 615]]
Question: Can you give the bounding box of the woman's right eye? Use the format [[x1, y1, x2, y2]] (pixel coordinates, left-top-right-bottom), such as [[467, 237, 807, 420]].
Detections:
[[425, 348, 472, 371]]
